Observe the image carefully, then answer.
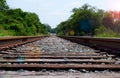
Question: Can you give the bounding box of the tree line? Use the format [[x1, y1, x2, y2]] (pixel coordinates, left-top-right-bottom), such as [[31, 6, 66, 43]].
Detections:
[[56, 4, 120, 37], [0, 0, 48, 36]]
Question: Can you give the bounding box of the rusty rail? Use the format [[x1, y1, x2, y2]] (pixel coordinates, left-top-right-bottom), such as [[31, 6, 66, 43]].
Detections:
[[3, 55, 109, 59], [0, 36, 47, 50], [0, 59, 116, 64], [59, 36, 120, 55], [1, 64, 120, 70]]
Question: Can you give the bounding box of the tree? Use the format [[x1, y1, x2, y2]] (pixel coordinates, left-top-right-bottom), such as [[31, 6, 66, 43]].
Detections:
[[0, 0, 49, 36], [0, 0, 9, 10], [57, 4, 102, 36], [43, 24, 52, 32]]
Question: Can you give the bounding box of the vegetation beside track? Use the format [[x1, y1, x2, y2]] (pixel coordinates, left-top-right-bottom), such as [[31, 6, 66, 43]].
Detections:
[[56, 4, 120, 37], [0, 0, 49, 36]]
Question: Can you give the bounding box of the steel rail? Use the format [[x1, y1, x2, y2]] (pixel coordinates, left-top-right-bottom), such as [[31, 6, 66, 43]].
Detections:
[[0, 59, 116, 64], [59, 36, 120, 54], [3, 55, 109, 59], [0, 64, 120, 70], [0, 36, 47, 50]]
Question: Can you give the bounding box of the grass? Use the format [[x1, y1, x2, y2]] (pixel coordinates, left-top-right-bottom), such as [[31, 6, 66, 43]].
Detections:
[[95, 26, 120, 38]]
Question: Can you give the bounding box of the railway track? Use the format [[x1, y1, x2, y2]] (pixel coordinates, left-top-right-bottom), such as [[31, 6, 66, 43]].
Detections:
[[59, 36, 120, 55], [0, 36, 120, 71], [0, 36, 47, 50]]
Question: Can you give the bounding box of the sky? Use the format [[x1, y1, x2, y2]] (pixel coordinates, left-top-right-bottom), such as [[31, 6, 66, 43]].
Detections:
[[6, 0, 120, 28]]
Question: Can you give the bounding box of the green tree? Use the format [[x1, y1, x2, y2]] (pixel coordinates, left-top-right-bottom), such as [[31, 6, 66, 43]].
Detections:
[[43, 24, 52, 32], [57, 4, 103, 36], [0, 0, 9, 10], [0, 0, 49, 36]]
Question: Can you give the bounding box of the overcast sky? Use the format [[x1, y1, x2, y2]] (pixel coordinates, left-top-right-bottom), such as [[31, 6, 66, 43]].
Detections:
[[6, 0, 120, 28]]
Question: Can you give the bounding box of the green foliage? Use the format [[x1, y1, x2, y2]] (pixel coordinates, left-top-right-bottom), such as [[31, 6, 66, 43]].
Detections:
[[0, 0, 9, 10], [51, 28, 57, 33], [56, 4, 120, 37], [57, 4, 102, 36], [43, 24, 51, 33], [95, 26, 120, 37], [43, 24, 57, 34], [0, 26, 16, 36], [0, 0, 48, 36]]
